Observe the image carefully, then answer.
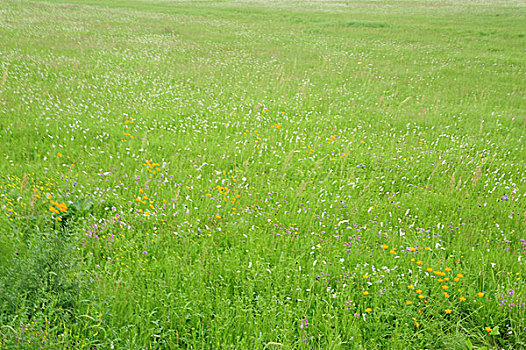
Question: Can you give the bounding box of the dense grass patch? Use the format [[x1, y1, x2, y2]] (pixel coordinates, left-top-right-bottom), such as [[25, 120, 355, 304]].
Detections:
[[0, 0, 525, 348]]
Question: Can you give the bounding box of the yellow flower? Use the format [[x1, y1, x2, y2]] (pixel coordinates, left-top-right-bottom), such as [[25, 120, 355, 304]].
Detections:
[[445, 267, 452, 272], [364, 308, 372, 314], [408, 285, 414, 289], [389, 249, 395, 254], [363, 275, 369, 279], [57, 202, 67, 213], [477, 292, 485, 298], [454, 277, 460, 282], [427, 268, 433, 272], [442, 285, 449, 290], [58, 152, 63, 158], [485, 326, 492, 333], [445, 309, 452, 314], [416, 289, 422, 294], [457, 273, 463, 278], [444, 292, 450, 298], [215, 215, 221, 219], [406, 300, 413, 305], [425, 247, 431, 251], [410, 247, 416, 252], [418, 295, 425, 299], [438, 278, 444, 283], [363, 291, 369, 296], [416, 260, 423, 265], [459, 296, 466, 301]]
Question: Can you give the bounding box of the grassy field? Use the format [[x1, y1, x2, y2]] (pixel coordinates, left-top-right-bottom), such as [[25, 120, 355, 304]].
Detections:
[[0, 0, 525, 348]]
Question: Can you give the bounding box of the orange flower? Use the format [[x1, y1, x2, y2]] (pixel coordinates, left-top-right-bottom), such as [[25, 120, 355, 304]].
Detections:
[[406, 300, 413, 305], [445, 309, 452, 314], [364, 308, 372, 314], [477, 292, 485, 298], [459, 296, 466, 302], [485, 326, 492, 333]]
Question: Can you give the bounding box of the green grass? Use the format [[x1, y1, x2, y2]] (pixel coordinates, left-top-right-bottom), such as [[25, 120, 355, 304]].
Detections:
[[0, 0, 525, 348]]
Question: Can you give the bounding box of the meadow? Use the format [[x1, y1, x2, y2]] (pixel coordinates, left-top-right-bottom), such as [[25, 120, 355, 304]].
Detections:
[[0, 0, 525, 348]]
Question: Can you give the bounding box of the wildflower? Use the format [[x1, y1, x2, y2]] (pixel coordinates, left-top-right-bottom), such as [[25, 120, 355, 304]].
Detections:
[[457, 273, 463, 278], [445, 267, 452, 272], [485, 326, 492, 333], [408, 285, 414, 289], [300, 317, 309, 329], [57, 202, 67, 213], [444, 292, 450, 298], [363, 291, 369, 296], [454, 277, 460, 282], [445, 309, 452, 314], [425, 247, 431, 251], [442, 285, 449, 290], [427, 268, 433, 272], [215, 214, 221, 219], [418, 295, 425, 300], [381, 244, 388, 249], [364, 308, 372, 314], [478, 292, 485, 298], [416, 289, 422, 294], [460, 296, 466, 302], [416, 260, 423, 265], [406, 300, 413, 305]]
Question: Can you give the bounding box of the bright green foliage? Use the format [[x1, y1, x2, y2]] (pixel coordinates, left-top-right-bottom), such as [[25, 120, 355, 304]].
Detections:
[[0, 0, 525, 348]]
